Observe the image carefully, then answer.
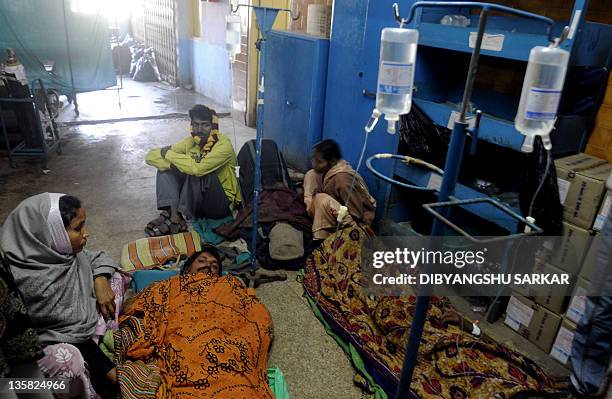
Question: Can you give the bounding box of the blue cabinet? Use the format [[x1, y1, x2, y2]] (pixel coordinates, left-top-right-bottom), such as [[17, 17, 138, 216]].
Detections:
[[263, 31, 329, 172]]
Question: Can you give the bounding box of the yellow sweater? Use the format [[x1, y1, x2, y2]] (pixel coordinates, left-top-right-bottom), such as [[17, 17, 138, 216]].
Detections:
[[145, 134, 241, 208]]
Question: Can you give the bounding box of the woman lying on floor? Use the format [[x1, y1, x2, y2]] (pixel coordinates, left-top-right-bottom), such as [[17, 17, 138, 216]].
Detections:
[[303, 226, 566, 398], [0, 193, 121, 398], [304, 139, 377, 240], [115, 247, 275, 399]]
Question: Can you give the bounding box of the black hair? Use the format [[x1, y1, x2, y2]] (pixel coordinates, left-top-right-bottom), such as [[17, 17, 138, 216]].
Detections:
[[189, 104, 214, 122], [313, 139, 342, 161], [181, 245, 223, 275], [59, 195, 82, 227]]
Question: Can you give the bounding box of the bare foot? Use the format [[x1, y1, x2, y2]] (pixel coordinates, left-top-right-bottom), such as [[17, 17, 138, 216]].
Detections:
[[169, 206, 183, 224]]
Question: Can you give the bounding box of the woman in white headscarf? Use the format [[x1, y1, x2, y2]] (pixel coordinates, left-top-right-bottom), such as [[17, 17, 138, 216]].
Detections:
[[0, 193, 120, 398]]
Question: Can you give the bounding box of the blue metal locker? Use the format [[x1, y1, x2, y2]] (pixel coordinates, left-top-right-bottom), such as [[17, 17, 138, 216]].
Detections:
[[263, 30, 330, 172]]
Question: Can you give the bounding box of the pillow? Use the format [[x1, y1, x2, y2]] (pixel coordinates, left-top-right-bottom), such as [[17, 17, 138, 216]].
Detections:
[[131, 269, 180, 293], [120, 230, 202, 272]]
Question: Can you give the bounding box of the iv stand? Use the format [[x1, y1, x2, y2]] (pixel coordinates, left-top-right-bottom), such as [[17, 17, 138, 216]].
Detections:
[[230, 4, 300, 288], [391, 3, 555, 398]]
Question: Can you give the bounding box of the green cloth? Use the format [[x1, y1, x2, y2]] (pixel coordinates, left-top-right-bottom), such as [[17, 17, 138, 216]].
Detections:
[[99, 330, 115, 362], [145, 134, 241, 208], [192, 216, 234, 245], [268, 366, 290, 399], [236, 252, 251, 265], [305, 295, 387, 399]]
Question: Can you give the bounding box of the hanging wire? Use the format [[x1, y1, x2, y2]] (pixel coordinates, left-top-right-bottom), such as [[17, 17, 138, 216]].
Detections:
[[328, 128, 371, 257], [528, 148, 552, 218], [228, 60, 239, 151]]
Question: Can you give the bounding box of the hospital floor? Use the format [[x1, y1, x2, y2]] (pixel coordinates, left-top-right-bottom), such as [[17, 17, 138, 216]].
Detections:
[[0, 115, 366, 399], [0, 82, 567, 398]]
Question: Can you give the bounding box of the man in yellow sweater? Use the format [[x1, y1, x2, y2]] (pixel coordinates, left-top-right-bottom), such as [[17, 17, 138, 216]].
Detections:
[[145, 105, 240, 236]]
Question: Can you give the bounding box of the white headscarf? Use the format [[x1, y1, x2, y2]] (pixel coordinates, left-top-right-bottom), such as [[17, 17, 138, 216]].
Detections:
[[47, 193, 73, 255]]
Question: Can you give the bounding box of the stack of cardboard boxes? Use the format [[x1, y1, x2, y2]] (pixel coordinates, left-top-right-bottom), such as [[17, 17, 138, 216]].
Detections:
[[505, 153, 611, 368], [586, 71, 612, 163]]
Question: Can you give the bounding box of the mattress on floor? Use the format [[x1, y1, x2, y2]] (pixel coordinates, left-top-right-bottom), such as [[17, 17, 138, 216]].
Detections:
[[302, 226, 562, 399]]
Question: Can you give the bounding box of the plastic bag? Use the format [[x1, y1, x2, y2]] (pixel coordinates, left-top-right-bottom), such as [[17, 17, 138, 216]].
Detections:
[[398, 103, 451, 169], [111, 43, 132, 74], [132, 48, 161, 82], [129, 44, 145, 77]]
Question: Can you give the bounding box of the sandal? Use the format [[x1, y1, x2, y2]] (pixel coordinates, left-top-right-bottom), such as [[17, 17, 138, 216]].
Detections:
[[146, 220, 188, 238], [146, 210, 170, 230], [145, 216, 171, 238]]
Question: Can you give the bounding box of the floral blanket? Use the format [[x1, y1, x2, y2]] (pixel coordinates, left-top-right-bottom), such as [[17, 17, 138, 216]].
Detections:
[[114, 273, 274, 399], [303, 226, 562, 398]]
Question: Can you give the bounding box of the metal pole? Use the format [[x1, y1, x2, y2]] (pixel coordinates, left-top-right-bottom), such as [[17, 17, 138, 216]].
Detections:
[[394, 8, 489, 398], [459, 9, 488, 122], [61, 0, 79, 116], [0, 102, 13, 166], [250, 8, 268, 274]]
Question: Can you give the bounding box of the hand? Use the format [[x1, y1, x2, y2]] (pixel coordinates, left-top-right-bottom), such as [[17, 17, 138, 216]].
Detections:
[[160, 146, 171, 158], [94, 275, 116, 320], [441, 311, 462, 327]]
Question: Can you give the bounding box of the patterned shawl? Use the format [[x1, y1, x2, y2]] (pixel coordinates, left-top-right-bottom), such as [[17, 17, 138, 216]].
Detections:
[[116, 273, 274, 399]]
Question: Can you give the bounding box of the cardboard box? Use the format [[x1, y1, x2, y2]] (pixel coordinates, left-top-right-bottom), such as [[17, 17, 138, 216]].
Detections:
[[547, 222, 594, 274], [587, 125, 612, 150], [505, 294, 563, 353], [566, 277, 591, 324], [580, 235, 598, 281], [513, 259, 572, 314], [550, 319, 577, 367], [555, 153, 612, 229], [593, 191, 611, 231], [585, 143, 612, 164], [595, 104, 612, 129], [585, 125, 612, 163], [604, 84, 612, 106]]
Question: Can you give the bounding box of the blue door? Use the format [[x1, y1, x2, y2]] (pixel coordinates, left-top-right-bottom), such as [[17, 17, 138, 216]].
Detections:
[[264, 31, 330, 172]]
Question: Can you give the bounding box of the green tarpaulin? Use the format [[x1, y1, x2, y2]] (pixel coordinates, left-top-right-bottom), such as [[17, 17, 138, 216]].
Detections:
[[0, 0, 116, 94]]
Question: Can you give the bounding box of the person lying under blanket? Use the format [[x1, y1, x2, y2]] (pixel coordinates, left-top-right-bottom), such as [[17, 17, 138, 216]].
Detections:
[[115, 246, 275, 399], [1, 193, 121, 399], [303, 226, 568, 398]]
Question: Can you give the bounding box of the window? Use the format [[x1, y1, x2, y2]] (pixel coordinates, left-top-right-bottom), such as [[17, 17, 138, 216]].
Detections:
[[191, 0, 201, 37]]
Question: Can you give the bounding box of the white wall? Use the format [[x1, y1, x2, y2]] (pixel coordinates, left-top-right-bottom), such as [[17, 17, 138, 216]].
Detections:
[[177, 0, 232, 108]]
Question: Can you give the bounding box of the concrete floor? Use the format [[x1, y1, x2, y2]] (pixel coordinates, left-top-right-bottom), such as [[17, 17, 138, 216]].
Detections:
[[57, 78, 231, 124], [0, 81, 569, 398], [0, 81, 364, 399]]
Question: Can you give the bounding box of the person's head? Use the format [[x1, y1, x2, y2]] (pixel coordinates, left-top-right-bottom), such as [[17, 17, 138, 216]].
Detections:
[[59, 195, 88, 253], [189, 104, 215, 145], [312, 139, 342, 174], [181, 245, 222, 276], [6, 48, 16, 63]]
